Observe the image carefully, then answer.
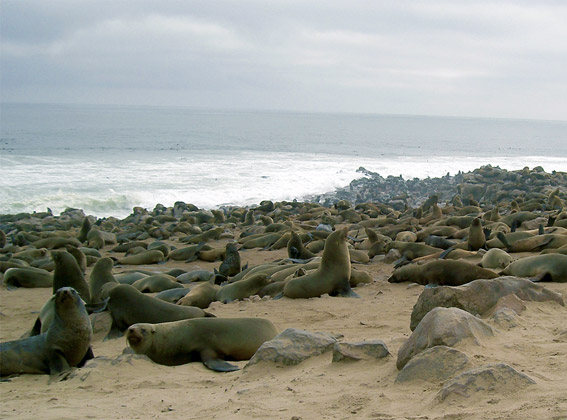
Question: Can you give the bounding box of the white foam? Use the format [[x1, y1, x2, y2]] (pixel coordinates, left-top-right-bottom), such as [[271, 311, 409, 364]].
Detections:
[[1, 152, 566, 219]]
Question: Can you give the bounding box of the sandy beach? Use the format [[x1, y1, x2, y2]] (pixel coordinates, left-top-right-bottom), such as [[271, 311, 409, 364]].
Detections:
[[1, 216, 566, 420]]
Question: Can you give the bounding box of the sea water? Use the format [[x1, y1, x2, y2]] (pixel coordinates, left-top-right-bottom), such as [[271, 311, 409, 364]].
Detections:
[[1, 103, 566, 219]]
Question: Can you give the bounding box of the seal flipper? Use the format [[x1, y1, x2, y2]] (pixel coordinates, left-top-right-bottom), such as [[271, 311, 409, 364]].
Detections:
[[439, 247, 456, 260], [77, 346, 95, 368], [29, 317, 42, 337], [47, 349, 72, 380], [104, 320, 125, 340], [200, 349, 239, 372], [530, 272, 553, 282], [289, 245, 301, 259], [85, 297, 109, 314], [336, 284, 360, 298], [496, 232, 512, 251]]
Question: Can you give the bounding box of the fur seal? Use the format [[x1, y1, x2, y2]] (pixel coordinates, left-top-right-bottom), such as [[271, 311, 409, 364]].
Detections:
[[467, 217, 486, 250], [501, 254, 567, 282], [283, 227, 356, 299], [167, 243, 207, 262], [31, 237, 82, 250], [115, 250, 165, 265], [111, 241, 148, 253], [52, 250, 90, 303], [154, 287, 192, 303], [176, 269, 215, 284], [131, 274, 184, 293], [3, 267, 53, 289], [105, 284, 211, 339], [287, 231, 316, 260], [218, 242, 241, 277], [388, 260, 499, 286], [181, 227, 224, 244], [89, 257, 118, 304], [0, 287, 93, 379], [77, 217, 91, 243], [216, 273, 271, 303], [177, 281, 220, 308], [497, 232, 567, 253], [241, 233, 282, 249], [480, 248, 513, 269], [126, 317, 278, 371], [197, 246, 226, 262]]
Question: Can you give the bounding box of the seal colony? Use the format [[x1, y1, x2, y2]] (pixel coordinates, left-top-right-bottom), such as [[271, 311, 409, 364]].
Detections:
[[1, 165, 567, 419]]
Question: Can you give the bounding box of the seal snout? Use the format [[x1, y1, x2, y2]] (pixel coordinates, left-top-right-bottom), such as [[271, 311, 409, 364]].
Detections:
[[126, 326, 145, 347], [55, 286, 79, 305]]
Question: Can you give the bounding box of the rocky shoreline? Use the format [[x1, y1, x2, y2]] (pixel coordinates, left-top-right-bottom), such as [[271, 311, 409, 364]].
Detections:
[[309, 164, 567, 210]]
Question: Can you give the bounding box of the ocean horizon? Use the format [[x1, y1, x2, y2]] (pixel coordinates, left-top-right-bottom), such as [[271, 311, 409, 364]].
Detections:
[[2, 103, 566, 219]]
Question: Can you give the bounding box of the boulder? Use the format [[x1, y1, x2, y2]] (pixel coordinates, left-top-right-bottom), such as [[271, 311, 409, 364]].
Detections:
[[332, 340, 390, 363], [246, 328, 337, 367], [398, 307, 493, 370], [437, 363, 536, 402], [395, 346, 470, 383], [410, 276, 564, 331]]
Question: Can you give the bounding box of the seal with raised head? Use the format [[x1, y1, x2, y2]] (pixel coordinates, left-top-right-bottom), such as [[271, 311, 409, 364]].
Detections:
[[283, 227, 356, 299], [52, 250, 90, 303], [218, 242, 241, 277], [467, 217, 486, 251], [0, 287, 93, 379], [287, 231, 316, 260], [126, 317, 278, 371], [105, 284, 211, 339], [89, 257, 118, 304]]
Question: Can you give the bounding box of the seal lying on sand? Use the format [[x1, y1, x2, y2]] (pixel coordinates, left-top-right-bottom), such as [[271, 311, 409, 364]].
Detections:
[[388, 260, 499, 286], [126, 317, 277, 372], [105, 284, 212, 339], [501, 254, 567, 282], [0, 287, 93, 379]]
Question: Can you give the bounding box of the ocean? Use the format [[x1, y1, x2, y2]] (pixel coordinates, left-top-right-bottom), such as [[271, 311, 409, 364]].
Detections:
[[1, 103, 566, 219]]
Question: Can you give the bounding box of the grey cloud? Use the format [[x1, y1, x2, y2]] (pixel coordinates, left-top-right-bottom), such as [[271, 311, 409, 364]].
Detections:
[[1, 0, 566, 119]]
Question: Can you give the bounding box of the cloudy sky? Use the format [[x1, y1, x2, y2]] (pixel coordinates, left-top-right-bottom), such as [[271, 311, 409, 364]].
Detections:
[[1, 1, 566, 120]]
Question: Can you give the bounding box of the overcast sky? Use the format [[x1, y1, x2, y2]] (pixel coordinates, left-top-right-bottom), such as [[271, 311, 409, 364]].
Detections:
[[1, 1, 566, 120]]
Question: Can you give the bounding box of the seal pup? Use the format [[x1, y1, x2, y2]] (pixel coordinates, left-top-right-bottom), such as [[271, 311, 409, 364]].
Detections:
[[480, 248, 514, 269], [283, 227, 357, 299], [126, 317, 278, 371], [0, 287, 93, 379]]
